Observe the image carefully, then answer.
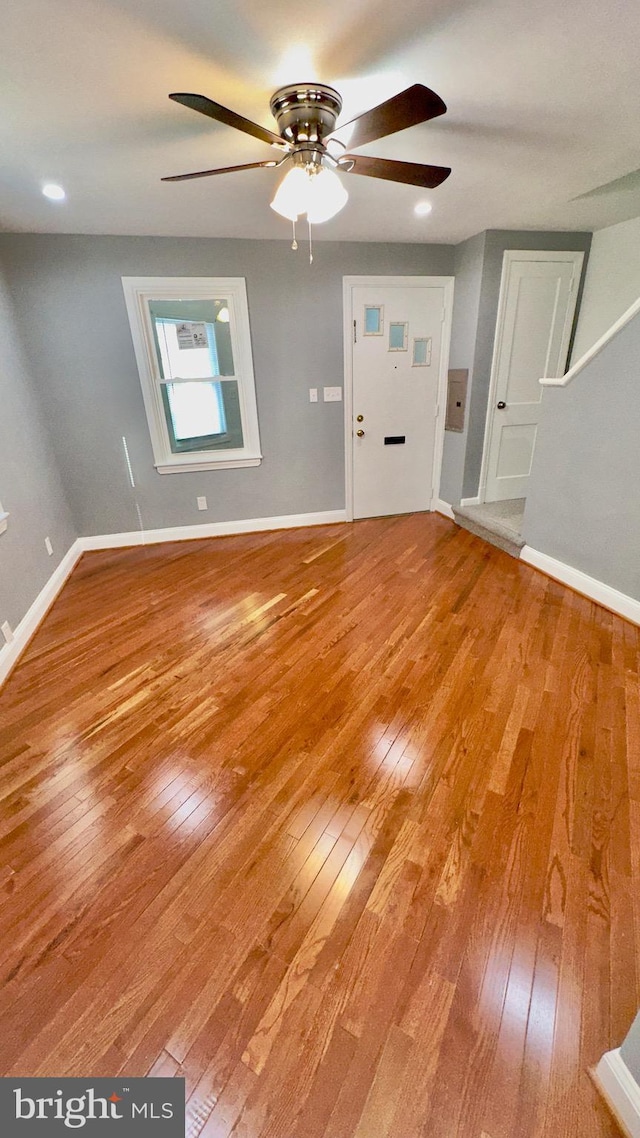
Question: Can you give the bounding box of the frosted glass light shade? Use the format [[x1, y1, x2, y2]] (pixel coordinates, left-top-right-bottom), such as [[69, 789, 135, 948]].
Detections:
[[270, 165, 348, 223], [270, 167, 309, 220], [306, 168, 348, 223]]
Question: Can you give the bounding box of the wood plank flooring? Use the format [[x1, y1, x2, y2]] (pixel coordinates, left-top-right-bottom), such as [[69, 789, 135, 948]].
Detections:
[[0, 513, 637, 1137]]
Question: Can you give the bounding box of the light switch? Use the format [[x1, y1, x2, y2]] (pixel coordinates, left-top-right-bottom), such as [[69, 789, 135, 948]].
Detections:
[[323, 386, 342, 402], [309, 388, 318, 403]]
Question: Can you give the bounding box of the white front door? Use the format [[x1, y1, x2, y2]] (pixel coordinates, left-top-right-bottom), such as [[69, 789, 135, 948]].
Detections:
[[483, 250, 583, 502], [347, 279, 449, 519]]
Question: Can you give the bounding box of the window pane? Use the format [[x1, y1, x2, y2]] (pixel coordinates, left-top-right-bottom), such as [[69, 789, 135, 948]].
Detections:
[[364, 305, 383, 335], [162, 380, 244, 454], [412, 337, 431, 366], [389, 322, 408, 351], [166, 382, 225, 440], [157, 321, 215, 379], [148, 298, 235, 378]]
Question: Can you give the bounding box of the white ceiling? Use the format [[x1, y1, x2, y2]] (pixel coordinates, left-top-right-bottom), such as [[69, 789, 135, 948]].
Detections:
[[1, 0, 640, 244]]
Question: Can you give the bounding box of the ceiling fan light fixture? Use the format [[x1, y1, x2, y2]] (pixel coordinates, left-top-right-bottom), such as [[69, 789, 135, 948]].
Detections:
[[306, 167, 348, 223], [269, 165, 309, 220], [270, 164, 348, 223]]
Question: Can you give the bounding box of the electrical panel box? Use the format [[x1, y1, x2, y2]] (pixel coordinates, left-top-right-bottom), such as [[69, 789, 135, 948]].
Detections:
[[445, 369, 468, 432]]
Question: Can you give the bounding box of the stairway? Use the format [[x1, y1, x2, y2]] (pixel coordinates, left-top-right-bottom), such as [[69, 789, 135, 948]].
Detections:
[[452, 498, 526, 558]]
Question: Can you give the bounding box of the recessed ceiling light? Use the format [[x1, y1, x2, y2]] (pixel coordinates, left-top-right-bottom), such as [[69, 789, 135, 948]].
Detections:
[[414, 200, 432, 217], [42, 183, 66, 201]]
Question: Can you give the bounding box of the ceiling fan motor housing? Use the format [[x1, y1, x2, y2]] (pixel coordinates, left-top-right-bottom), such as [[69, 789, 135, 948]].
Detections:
[[270, 84, 343, 160]]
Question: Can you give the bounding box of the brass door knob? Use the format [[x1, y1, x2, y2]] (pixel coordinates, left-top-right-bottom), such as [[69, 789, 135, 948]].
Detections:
[[356, 414, 364, 422], [356, 429, 365, 438]]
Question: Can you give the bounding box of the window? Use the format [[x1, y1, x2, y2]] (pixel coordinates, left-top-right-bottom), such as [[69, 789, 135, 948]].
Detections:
[[388, 322, 408, 351], [364, 305, 384, 335], [122, 277, 262, 473]]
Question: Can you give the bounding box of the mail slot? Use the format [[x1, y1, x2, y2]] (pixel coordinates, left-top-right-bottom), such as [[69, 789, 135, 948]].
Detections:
[[384, 436, 406, 445]]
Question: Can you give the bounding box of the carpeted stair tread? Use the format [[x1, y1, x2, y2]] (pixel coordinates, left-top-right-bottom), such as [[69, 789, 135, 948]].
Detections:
[[452, 500, 525, 558]]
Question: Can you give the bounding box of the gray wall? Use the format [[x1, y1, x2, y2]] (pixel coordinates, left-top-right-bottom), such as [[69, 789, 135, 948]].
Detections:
[[621, 1010, 640, 1083], [0, 261, 76, 631], [461, 230, 592, 500], [0, 235, 453, 537], [524, 309, 640, 600], [571, 215, 640, 363], [439, 232, 486, 503]]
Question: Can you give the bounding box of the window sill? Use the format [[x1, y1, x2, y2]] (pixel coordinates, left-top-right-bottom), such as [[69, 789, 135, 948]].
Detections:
[[0, 512, 8, 535], [155, 456, 263, 474]]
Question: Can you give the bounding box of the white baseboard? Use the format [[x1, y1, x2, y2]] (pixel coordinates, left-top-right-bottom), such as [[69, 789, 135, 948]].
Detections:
[[78, 510, 347, 551], [593, 1049, 640, 1138], [520, 546, 640, 626], [0, 539, 83, 689], [459, 496, 481, 507], [432, 499, 455, 520], [0, 511, 347, 688]]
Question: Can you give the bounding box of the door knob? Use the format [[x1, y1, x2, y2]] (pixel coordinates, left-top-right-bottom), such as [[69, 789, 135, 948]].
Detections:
[[356, 414, 364, 422], [497, 401, 506, 409], [356, 429, 365, 438]]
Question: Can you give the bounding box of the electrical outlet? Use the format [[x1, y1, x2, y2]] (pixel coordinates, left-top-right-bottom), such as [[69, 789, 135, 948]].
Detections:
[[1, 620, 13, 644], [45, 536, 53, 556], [197, 496, 208, 511], [309, 388, 318, 403], [323, 386, 342, 402]]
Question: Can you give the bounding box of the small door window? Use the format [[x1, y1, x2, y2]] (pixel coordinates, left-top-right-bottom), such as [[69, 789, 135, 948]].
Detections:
[[364, 305, 384, 335], [412, 337, 432, 366], [389, 322, 408, 351]]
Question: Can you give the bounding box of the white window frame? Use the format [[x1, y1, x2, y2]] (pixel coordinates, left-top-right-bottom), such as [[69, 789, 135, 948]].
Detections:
[[122, 276, 262, 474]]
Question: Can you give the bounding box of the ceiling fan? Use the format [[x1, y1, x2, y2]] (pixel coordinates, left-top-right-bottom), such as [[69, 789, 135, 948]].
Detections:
[[162, 83, 451, 244]]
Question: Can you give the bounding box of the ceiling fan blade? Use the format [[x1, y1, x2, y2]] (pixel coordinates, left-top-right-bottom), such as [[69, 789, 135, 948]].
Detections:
[[329, 85, 446, 150], [162, 159, 286, 182], [169, 93, 290, 151], [342, 154, 451, 189]]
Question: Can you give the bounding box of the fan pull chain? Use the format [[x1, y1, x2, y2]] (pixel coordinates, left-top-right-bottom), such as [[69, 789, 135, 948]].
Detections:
[[308, 219, 313, 265], [291, 220, 298, 251]]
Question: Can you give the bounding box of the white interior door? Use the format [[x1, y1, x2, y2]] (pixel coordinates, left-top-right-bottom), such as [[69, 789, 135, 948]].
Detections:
[[349, 281, 446, 519], [483, 251, 584, 502]]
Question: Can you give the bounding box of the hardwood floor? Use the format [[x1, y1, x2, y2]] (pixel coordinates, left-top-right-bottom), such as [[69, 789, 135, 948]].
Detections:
[[0, 513, 636, 1137]]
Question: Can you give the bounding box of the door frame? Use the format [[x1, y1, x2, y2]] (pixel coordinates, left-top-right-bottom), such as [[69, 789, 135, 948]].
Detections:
[[342, 275, 455, 522], [476, 249, 584, 505]]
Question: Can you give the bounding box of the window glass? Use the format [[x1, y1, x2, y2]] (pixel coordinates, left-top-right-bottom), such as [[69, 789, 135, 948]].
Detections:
[[161, 380, 244, 454], [389, 322, 408, 351], [364, 305, 383, 335], [156, 321, 217, 380], [148, 299, 234, 378], [412, 337, 431, 366], [148, 300, 244, 454]]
